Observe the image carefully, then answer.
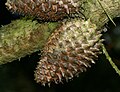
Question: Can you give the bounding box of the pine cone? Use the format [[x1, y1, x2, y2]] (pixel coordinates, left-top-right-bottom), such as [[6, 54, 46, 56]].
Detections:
[[5, 0, 81, 21], [34, 19, 103, 86]]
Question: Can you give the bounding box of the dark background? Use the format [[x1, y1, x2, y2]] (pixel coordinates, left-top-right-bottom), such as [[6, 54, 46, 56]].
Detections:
[[0, 0, 120, 92]]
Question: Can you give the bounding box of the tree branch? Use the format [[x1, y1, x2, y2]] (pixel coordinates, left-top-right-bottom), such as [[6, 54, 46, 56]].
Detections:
[[80, 0, 120, 28], [0, 19, 60, 64]]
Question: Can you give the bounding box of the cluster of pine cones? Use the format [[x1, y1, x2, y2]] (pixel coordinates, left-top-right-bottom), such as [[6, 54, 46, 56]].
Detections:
[[5, 0, 103, 86]]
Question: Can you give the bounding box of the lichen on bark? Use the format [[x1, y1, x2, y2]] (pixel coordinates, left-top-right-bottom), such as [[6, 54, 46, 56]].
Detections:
[[0, 19, 60, 65]]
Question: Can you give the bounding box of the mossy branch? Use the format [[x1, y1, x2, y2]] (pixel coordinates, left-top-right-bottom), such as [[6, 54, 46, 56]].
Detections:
[[0, 0, 120, 65], [81, 0, 120, 28], [0, 19, 60, 65]]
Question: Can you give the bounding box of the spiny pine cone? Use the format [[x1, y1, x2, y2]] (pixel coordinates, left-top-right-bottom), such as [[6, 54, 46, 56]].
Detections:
[[34, 19, 103, 86], [5, 0, 81, 21]]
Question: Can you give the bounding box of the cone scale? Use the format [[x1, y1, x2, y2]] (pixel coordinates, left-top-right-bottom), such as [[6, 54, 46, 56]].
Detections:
[[34, 19, 103, 86], [5, 0, 81, 21]]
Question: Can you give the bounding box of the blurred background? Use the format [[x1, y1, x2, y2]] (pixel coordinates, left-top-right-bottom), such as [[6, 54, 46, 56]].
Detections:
[[0, 0, 120, 92]]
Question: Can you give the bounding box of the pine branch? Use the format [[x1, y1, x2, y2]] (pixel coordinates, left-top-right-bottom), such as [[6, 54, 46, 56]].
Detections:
[[0, 19, 60, 65], [0, 0, 120, 65], [81, 0, 120, 28]]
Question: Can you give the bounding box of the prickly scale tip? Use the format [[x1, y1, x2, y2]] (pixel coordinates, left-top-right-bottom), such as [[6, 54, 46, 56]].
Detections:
[[5, 0, 81, 21], [34, 19, 103, 86]]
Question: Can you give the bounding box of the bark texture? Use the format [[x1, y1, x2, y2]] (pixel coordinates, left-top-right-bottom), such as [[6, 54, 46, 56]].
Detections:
[[0, 19, 60, 64]]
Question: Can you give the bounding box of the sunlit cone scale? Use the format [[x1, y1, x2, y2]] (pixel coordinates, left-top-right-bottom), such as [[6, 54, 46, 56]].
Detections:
[[34, 19, 103, 86], [5, 0, 81, 21]]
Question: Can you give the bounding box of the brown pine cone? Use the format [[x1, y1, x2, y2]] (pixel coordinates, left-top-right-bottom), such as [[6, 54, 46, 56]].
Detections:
[[5, 0, 81, 21], [34, 19, 103, 86]]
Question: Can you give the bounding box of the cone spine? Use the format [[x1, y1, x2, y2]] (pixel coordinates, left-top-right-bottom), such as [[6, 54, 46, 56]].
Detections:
[[34, 19, 103, 86], [6, 0, 81, 21]]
